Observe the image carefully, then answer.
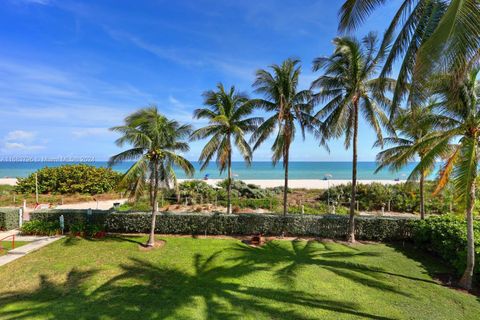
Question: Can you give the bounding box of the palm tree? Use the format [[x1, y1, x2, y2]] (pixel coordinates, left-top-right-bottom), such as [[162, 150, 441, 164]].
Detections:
[[251, 58, 314, 217], [339, 0, 480, 114], [109, 106, 194, 247], [375, 100, 443, 219], [190, 83, 262, 214], [311, 34, 394, 242], [408, 66, 480, 290]]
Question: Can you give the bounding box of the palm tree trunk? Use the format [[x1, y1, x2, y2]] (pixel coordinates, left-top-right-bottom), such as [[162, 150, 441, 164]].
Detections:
[[459, 172, 476, 290], [348, 100, 359, 243], [283, 146, 289, 217], [419, 170, 425, 219], [147, 161, 159, 247], [227, 146, 232, 215]]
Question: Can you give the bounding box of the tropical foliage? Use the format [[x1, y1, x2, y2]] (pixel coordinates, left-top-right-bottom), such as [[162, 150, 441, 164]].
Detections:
[[190, 83, 262, 214], [251, 58, 315, 217], [109, 106, 194, 246], [375, 100, 444, 218], [15, 164, 121, 195], [311, 33, 393, 242]]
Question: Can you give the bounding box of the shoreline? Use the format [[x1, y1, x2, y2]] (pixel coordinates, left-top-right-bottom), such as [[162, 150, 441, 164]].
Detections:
[[0, 178, 404, 189]]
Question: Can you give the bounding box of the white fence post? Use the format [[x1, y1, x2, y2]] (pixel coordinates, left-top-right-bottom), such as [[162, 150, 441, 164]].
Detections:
[[18, 208, 23, 228]]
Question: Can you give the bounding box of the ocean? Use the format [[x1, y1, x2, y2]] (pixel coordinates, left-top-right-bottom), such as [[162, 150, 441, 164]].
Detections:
[[0, 161, 434, 180]]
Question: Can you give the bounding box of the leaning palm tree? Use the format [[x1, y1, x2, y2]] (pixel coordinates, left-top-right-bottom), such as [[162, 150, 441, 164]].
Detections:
[[251, 58, 315, 217], [408, 66, 480, 290], [375, 100, 444, 219], [312, 34, 394, 242], [339, 0, 480, 114], [109, 106, 194, 247], [190, 83, 262, 214]]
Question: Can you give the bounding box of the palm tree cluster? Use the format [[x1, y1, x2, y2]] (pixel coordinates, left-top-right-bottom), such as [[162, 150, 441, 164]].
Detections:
[[109, 0, 479, 289]]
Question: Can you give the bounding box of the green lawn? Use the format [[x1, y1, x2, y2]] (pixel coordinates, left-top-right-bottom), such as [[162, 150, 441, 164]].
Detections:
[[0, 241, 27, 255], [0, 236, 478, 319]]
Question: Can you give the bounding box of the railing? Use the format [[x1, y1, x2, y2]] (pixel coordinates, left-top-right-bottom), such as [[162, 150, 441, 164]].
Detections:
[[0, 234, 15, 253]]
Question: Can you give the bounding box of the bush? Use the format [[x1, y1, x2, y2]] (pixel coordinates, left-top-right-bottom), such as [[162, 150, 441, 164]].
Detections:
[[21, 220, 60, 236], [217, 179, 277, 199], [30, 209, 110, 231], [411, 215, 480, 279], [0, 208, 20, 230], [15, 164, 122, 195], [319, 182, 454, 214], [30, 208, 414, 241], [105, 213, 413, 240]]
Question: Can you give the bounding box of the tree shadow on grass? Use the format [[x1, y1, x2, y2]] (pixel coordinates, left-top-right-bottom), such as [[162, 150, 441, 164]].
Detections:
[[385, 242, 459, 286], [230, 240, 433, 294], [0, 251, 395, 320], [62, 235, 146, 247]]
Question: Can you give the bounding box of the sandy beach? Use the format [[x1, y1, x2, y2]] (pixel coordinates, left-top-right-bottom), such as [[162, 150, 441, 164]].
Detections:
[[177, 179, 403, 189], [0, 178, 403, 189]]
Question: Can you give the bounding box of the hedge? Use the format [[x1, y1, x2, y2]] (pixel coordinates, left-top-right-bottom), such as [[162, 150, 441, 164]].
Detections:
[[30, 209, 110, 231], [0, 208, 20, 231], [411, 215, 480, 279], [30, 209, 415, 241]]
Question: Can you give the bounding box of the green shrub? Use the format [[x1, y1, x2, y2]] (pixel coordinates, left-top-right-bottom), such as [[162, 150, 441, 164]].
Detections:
[[21, 220, 60, 236], [15, 164, 122, 195], [319, 182, 454, 214], [30, 209, 109, 231], [217, 179, 277, 199], [0, 208, 20, 230], [104, 212, 413, 240], [411, 215, 480, 279], [29, 208, 415, 240]]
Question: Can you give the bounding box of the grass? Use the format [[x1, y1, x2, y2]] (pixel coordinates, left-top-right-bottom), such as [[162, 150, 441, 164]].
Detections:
[[0, 236, 479, 319], [0, 241, 27, 255]]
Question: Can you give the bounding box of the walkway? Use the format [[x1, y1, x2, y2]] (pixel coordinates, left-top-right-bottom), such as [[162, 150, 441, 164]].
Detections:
[[0, 229, 63, 267]]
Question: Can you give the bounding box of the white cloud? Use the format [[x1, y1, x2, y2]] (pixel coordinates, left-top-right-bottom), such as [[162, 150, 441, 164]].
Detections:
[[5, 130, 36, 142], [3, 142, 45, 151], [2, 130, 45, 153]]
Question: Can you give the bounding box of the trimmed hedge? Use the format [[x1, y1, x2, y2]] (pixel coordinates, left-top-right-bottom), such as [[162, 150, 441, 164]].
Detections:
[[30, 209, 110, 231], [30, 209, 415, 241], [0, 208, 20, 231], [411, 215, 480, 279]]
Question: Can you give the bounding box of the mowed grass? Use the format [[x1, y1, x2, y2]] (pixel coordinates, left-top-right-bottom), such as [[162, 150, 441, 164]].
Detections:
[[0, 236, 479, 319], [0, 241, 27, 255]]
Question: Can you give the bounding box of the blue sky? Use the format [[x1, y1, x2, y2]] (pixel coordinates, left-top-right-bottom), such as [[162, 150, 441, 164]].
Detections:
[[0, 0, 400, 162]]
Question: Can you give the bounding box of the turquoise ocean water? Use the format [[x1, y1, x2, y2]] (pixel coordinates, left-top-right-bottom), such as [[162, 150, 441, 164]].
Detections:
[[0, 161, 437, 180]]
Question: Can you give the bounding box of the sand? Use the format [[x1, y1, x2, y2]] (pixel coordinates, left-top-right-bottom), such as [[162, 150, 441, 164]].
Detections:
[[178, 179, 402, 189], [0, 178, 403, 190]]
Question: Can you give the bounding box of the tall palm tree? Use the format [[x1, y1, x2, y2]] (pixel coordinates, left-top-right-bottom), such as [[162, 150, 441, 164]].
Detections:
[[311, 34, 394, 242], [190, 83, 262, 214], [375, 100, 443, 219], [109, 106, 195, 247], [339, 0, 480, 114], [251, 58, 314, 217], [408, 66, 480, 290]]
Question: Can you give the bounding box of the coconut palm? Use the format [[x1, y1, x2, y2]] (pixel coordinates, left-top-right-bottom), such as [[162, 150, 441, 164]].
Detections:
[[375, 100, 444, 219], [407, 66, 480, 290], [109, 106, 194, 247], [251, 58, 315, 217], [311, 34, 394, 242], [190, 83, 262, 214], [339, 0, 480, 114]]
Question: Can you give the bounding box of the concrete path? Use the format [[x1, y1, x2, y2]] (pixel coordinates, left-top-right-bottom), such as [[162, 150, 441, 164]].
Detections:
[[0, 229, 63, 267], [54, 198, 127, 210]]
